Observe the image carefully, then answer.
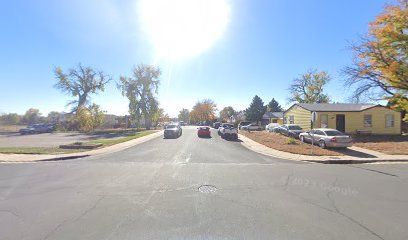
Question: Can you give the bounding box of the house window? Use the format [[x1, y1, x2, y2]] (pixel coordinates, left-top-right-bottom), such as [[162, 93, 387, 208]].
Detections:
[[289, 115, 294, 124], [364, 114, 372, 127], [386, 114, 394, 128], [320, 114, 328, 128]]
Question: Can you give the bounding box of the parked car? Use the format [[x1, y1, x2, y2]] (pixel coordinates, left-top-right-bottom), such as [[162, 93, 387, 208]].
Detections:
[[164, 124, 182, 138], [219, 123, 234, 136], [238, 121, 251, 130], [197, 126, 211, 138], [19, 124, 54, 134], [299, 128, 353, 149], [265, 123, 280, 132], [218, 123, 232, 135], [272, 125, 281, 133], [221, 125, 238, 140], [241, 123, 262, 131], [213, 122, 221, 129], [279, 124, 304, 138]]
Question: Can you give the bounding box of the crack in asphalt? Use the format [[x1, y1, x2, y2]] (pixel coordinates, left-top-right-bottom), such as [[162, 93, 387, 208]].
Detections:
[[0, 209, 21, 219], [277, 176, 386, 240], [103, 163, 169, 240], [326, 178, 385, 240], [347, 165, 398, 177], [42, 196, 105, 240]]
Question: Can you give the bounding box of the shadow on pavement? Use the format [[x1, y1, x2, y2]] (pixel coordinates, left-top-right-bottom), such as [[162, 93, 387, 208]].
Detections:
[[224, 138, 243, 142], [333, 148, 377, 158]]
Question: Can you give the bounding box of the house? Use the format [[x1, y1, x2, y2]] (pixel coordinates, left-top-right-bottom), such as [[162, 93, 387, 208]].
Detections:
[[261, 112, 284, 126], [284, 103, 401, 135]]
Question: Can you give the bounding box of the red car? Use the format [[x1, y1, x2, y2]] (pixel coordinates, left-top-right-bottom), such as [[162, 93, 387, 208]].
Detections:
[[197, 126, 211, 138]]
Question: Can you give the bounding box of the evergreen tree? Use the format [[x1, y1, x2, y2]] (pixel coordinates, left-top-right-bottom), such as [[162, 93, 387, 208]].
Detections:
[[267, 98, 283, 112], [245, 95, 266, 124]]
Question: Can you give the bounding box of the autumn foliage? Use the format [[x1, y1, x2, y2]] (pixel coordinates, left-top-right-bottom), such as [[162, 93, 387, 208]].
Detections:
[[189, 99, 217, 124], [344, 0, 408, 119]]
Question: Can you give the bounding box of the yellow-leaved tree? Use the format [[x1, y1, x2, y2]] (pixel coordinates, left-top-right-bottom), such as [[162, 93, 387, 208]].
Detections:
[[344, 0, 408, 119]]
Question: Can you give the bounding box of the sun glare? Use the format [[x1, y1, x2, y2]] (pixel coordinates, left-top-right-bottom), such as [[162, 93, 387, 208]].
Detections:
[[139, 0, 231, 60]]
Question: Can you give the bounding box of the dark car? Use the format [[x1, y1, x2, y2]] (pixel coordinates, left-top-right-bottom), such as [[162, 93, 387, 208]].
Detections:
[[213, 122, 221, 129], [164, 124, 182, 138], [19, 124, 54, 135], [279, 124, 304, 138]]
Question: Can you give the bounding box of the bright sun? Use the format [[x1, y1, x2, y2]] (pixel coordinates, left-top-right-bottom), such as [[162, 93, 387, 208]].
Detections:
[[139, 0, 230, 60]]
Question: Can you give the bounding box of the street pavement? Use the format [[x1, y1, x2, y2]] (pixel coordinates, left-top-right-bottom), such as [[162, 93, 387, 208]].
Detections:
[[0, 126, 407, 240], [0, 132, 126, 148]]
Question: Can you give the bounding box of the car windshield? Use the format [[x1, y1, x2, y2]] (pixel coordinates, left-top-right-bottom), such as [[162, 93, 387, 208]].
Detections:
[[324, 130, 346, 136], [288, 125, 302, 130], [166, 125, 177, 129]]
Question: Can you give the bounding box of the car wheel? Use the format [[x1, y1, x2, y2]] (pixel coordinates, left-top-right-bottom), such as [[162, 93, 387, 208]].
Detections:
[[319, 141, 326, 149]]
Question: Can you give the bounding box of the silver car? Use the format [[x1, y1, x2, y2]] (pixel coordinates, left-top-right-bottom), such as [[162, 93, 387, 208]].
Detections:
[[265, 123, 280, 132], [241, 123, 262, 131], [299, 128, 353, 149]]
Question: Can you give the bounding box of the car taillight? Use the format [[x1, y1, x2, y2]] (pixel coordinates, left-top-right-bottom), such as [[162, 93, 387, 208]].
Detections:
[[330, 138, 337, 143]]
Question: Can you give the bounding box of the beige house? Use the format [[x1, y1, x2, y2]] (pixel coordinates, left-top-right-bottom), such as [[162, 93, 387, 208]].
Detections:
[[261, 112, 284, 126], [284, 103, 401, 135]]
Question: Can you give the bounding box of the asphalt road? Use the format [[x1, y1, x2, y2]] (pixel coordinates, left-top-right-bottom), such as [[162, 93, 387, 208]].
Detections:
[[0, 132, 126, 148], [1, 126, 408, 240]]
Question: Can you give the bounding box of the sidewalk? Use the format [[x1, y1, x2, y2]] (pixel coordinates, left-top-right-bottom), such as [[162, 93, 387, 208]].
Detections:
[[0, 131, 163, 163], [239, 134, 408, 164]]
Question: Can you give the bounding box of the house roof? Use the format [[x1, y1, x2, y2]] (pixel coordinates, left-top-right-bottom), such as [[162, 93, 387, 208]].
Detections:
[[263, 112, 284, 119], [294, 103, 380, 112]]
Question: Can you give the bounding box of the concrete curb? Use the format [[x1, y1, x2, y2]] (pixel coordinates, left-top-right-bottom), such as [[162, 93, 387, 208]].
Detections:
[[238, 133, 408, 164], [0, 130, 163, 163]]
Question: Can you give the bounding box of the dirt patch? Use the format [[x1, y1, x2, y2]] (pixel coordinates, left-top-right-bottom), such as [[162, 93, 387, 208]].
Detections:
[[240, 131, 342, 156], [353, 135, 408, 155]]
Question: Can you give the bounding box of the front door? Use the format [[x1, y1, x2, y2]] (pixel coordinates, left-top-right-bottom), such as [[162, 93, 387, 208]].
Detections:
[[336, 114, 345, 133]]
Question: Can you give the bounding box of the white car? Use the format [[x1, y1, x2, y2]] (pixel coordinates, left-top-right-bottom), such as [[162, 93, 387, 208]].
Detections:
[[241, 123, 262, 131], [222, 125, 238, 140], [218, 123, 232, 135], [265, 123, 280, 132]]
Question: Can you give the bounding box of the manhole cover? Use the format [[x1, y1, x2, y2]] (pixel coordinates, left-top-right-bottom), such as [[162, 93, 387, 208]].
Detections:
[[198, 185, 217, 193]]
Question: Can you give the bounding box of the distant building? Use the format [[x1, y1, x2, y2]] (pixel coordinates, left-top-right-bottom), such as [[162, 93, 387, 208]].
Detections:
[[261, 112, 283, 126]]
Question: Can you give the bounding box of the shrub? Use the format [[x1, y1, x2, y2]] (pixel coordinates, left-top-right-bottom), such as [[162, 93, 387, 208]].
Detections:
[[286, 138, 297, 145]]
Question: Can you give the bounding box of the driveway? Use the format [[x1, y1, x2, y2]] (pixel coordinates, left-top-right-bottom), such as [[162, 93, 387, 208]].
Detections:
[[1, 126, 408, 240], [0, 132, 124, 148]]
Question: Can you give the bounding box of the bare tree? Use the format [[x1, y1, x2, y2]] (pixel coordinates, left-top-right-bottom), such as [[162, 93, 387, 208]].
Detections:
[[54, 63, 111, 112]]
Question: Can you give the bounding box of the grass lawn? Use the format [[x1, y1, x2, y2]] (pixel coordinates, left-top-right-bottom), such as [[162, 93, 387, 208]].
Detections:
[[240, 131, 343, 156], [352, 134, 408, 155], [85, 130, 157, 146], [0, 147, 88, 155]]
